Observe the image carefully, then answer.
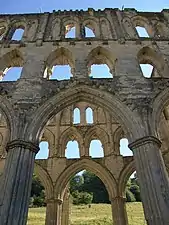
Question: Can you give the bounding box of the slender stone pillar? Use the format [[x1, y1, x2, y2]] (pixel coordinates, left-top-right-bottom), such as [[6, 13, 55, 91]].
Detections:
[[61, 189, 70, 225], [0, 139, 39, 225], [111, 196, 128, 225], [45, 198, 63, 225], [129, 136, 169, 225]]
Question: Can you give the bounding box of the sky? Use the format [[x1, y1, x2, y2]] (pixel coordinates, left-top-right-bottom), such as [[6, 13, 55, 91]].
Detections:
[[0, 0, 168, 14], [1, 0, 167, 166]]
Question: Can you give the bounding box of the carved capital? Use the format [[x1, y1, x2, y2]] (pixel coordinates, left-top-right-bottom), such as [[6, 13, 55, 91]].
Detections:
[[128, 136, 161, 150], [6, 139, 40, 154]]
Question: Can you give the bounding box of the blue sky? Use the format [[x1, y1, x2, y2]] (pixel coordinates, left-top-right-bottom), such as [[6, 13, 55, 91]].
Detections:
[[0, 0, 168, 14], [1, 0, 167, 162]]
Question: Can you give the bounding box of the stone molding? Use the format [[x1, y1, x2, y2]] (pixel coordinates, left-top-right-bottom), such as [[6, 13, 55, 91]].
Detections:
[[46, 198, 63, 205], [6, 139, 40, 154], [128, 136, 161, 150], [111, 196, 126, 202]]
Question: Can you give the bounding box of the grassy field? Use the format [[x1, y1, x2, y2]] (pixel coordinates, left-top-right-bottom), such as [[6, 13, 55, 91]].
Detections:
[[27, 203, 147, 225]]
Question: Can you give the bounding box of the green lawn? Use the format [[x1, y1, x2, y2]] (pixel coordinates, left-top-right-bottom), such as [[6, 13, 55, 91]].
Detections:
[[27, 203, 147, 225]]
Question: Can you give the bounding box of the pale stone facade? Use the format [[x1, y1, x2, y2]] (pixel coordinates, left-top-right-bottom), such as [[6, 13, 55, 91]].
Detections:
[[0, 7, 168, 225]]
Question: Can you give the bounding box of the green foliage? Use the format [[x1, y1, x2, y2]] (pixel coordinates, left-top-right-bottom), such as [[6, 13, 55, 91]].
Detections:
[[130, 184, 141, 202], [30, 174, 46, 207], [126, 189, 136, 202], [71, 190, 93, 205]]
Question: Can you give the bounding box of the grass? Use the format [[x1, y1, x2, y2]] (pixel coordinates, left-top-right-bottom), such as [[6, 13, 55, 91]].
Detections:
[[27, 203, 147, 225]]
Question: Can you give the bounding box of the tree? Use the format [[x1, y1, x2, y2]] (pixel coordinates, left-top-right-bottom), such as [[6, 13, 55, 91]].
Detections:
[[126, 189, 136, 202], [71, 190, 93, 205]]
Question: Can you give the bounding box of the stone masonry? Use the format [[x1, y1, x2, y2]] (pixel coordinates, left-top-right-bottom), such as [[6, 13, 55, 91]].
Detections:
[[0, 7, 169, 225]]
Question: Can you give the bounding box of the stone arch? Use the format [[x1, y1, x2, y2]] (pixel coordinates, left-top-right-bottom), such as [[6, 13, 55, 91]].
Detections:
[[44, 47, 75, 78], [151, 89, 169, 137], [100, 17, 112, 39], [34, 162, 54, 199], [41, 128, 55, 157], [83, 18, 99, 37], [0, 20, 8, 40], [26, 85, 145, 144], [122, 17, 137, 39], [62, 17, 79, 38], [113, 126, 124, 154], [137, 46, 169, 77], [8, 20, 27, 41], [154, 21, 169, 38], [132, 15, 154, 37], [0, 49, 24, 77], [118, 160, 135, 197], [54, 158, 117, 200], [58, 127, 83, 157], [86, 46, 116, 75], [0, 97, 16, 142], [84, 126, 110, 156]]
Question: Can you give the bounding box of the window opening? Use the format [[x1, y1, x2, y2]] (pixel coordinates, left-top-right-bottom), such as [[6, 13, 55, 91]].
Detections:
[[89, 64, 113, 78], [120, 138, 133, 156], [36, 141, 49, 159], [136, 26, 149, 38], [86, 107, 93, 124], [65, 140, 80, 159], [73, 108, 80, 124], [89, 140, 104, 158], [12, 28, 24, 41]]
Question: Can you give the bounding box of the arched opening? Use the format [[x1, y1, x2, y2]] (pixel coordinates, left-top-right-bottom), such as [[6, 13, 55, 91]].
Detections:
[[44, 48, 74, 80], [65, 140, 80, 159], [0, 49, 24, 81], [87, 47, 115, 78], [0, 26, 6, 40], [69, 170, 112, 224], [44, 65, 73, 80], [73, 108, 80, 124], [86, 107, 93, 124], [89, 64, 113, 78], [84, 26, 95, 37], [139, 64, 154, 78], [65, 25, 76, 38], [137, 47, 165, 78], [89, 140, 104, 158], [125, 171, 146, 224], [12, 28, 24, 41], [1, 67, 23, 81], [135, 26, 149, 37], [36, 141, 49, 159], [27, 174, 46, 225], [120, 138, 133, 156]]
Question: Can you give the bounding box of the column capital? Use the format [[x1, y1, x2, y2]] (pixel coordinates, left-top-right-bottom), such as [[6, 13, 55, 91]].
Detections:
[[46, 198, 63, 205], [128, 136, 161, 150], [6, 139, 40, 154]]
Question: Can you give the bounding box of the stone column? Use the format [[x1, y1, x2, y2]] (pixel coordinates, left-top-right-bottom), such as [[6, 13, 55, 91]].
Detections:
[[0, 139, 39, 225], [111, 196, 128, 225], [129, 136, 169, 225], [61, 189, 70, 225], [45, 198, 63, 225]]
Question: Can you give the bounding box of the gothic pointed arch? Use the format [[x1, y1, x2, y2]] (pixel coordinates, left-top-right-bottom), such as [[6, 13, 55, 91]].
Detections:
[[58, 126, 83, 157], [54, 158, 117, 200], [44, 47, 75, 78], [26, 85, 145, 144], [84, 126, 110, 155], [118, 160, 135, 197], [34, 162, 54, 199], [137, 46, 169, 77], [86, 46, 116, 75]]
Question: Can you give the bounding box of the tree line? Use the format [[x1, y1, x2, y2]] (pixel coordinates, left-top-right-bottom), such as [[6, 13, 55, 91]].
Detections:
[[30, 171, 141, 207]]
